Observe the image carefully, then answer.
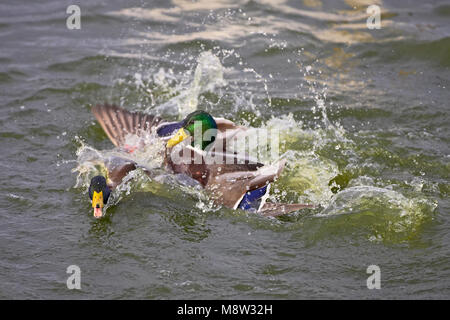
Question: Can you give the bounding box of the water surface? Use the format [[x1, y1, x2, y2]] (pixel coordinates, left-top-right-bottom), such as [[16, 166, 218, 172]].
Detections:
[[0, 0, 449, 299]]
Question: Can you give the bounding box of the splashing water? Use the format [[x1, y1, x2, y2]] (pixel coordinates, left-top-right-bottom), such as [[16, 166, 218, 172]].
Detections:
[[142, 51, 227, 118], [315, 185, 438, 243], [177, 51, 227, 118], [73, 49, 437, 243], [72, 134, 213, 216]]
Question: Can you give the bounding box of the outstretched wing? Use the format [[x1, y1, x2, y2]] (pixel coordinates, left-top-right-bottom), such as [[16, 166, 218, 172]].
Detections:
[[92, 103, 164, 148]]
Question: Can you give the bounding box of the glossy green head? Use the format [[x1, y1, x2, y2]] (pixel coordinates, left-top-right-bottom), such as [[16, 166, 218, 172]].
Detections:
[[167, 110, 217, 150]]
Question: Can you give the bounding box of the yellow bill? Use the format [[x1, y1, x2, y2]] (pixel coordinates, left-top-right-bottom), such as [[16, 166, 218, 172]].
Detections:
[[92, 191, 103, 218], [167, 128, 189, 148]]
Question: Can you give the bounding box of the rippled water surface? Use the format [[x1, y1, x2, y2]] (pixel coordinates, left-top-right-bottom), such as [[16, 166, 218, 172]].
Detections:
[[0, 0, 449, 299]]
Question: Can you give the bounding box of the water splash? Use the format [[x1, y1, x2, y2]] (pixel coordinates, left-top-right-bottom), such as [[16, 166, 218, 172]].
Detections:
[[316, 185, 437, 243], [143, 51, 227, 118], [72, 135, 213, 216], [72, 46, 438, 242], [177, 51, 227, 118]]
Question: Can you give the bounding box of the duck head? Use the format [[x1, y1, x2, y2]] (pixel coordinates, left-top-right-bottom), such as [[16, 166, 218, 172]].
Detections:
[[166, 110, 218, 151], [88, 176, 111, 218]]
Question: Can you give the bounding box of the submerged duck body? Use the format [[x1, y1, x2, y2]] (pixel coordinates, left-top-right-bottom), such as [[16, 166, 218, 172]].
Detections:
[[88, 104, 314, 218]]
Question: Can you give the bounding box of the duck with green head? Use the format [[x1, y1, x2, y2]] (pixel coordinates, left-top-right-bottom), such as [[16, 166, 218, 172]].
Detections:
[[86, 104, 315, 218], [88, 175, 111, 218], [166, 110, 218, 151], [163, 109, 267, 188]]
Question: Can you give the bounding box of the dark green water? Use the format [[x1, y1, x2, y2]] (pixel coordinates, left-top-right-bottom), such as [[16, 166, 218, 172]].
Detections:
[[0, 0, 449, 299]]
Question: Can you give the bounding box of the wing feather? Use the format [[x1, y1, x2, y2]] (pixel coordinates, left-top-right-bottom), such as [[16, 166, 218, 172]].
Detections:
[[92, 103, 164, 148]]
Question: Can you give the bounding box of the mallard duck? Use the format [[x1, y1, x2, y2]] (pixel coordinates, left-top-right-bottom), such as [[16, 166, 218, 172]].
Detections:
[[87, 104, 315, 218], [89, 175, 111, 218]]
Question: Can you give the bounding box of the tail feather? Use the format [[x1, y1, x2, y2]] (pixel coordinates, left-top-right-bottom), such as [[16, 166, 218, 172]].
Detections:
[[92, 103, 163, 147]]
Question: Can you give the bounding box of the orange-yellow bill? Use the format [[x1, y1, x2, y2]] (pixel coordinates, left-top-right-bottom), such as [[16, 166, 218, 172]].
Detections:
[[166, 128, 189, 148], [92, 191, 103, 218]]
